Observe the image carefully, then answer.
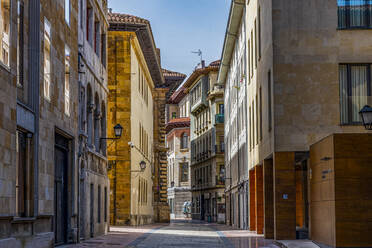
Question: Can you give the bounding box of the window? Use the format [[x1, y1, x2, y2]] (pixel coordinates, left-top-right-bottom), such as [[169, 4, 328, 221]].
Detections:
[[180, 163, 188, 182], [338, 0, 372, 28], [80, 0, 84, 29], [255, 95, 259, 145], [16, 130, 27, 217], [97, 185, 101, 223], [258, 7, 262, 59], [219, 104, 224, 114], [339, 64, 371, 124], [65, 0, 70, 25], [17, 0, 24, 87], [254, 19, 257, 67], [65, 47, 70, 116], [104, 187, 107, 222], [44, 19, 51, 100], [259, 87, 263, 141], [94, 20, 100, 55], [86, 5, 92, 43], [0, 0, 10, 66], [101, 33, 106, 67], [268, 70, 272, 131], [250, 31, 253, 76], [181, 133, 188, 149], [248, 40, 251, 82]]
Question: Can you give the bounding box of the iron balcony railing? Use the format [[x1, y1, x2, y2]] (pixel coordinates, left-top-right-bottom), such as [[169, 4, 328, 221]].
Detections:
[[215, 114, 224, 124]]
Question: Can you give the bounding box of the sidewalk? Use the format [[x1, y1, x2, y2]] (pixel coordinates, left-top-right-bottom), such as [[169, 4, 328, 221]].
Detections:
[[275, 240, 320, 248], [61, 223, 167, 248]]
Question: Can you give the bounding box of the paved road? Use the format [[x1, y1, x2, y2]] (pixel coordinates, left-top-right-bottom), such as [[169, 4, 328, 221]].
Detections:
[[64, 220, 279, 248]]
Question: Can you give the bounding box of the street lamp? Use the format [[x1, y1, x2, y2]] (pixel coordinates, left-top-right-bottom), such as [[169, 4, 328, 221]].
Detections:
[[139, 160, 146, 171], [114, 124, 123, 138], [101, 123, 124, 148], [359, 105, 372, 130], [101, 123, 123, 140]]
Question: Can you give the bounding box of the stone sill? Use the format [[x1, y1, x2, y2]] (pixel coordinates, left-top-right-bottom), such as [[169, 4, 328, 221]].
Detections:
[[11, 217, 36, 224], [87, 147, 108, 161]]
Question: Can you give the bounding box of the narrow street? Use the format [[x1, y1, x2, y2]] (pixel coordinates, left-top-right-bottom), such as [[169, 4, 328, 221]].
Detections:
[[64, 220, 279, 248]]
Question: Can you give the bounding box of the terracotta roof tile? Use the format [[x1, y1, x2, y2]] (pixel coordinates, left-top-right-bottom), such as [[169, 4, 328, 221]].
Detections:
[[162, 68, 187, 78], [108, 13, 149, 25], [168, 117, 190, 124], [209, 60, 221, 67]]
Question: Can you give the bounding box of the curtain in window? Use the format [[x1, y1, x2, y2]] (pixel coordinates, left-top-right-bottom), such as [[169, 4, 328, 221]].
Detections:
[[350, 0, 367, 27], [369, 0, 372, 25], [339, 65, 348, 124], [338, 0, 372, 27], [351, 65, 368, 122]]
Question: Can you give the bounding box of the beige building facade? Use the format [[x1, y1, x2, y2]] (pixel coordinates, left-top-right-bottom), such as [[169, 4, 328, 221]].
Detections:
[[108, 13, 165, 226], [166, 85, 191, 219], [186, 60, 226, 223], [220, 0, 372, 247]]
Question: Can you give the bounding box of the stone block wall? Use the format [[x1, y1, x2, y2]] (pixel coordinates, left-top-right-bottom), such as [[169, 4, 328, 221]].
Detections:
[[107, 31, 132, 225]]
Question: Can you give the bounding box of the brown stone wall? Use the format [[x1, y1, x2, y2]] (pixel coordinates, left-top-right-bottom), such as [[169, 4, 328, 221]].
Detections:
[[107, 31, 132, 225], [153, 88, 170, 222]]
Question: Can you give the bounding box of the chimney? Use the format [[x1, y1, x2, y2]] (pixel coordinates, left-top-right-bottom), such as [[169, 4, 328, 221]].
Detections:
[[156, 48, 161, 66], [201, 60, 205, 68]]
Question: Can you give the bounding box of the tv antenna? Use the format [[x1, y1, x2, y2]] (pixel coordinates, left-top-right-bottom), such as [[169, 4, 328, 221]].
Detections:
[[191, 49, 203, 63]]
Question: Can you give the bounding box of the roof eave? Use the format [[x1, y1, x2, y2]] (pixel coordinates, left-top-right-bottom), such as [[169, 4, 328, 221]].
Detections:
[[109, 22, 165, 86], [217, 0, 245, 86]]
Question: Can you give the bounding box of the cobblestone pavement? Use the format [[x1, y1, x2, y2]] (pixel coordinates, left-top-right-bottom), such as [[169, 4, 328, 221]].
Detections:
[[64, 220, 279, 248]]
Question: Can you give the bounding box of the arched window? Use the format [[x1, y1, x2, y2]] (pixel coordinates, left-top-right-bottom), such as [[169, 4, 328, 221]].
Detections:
[[181, 133, 188, 149], [101, 101, 106, 156], [87, 84, 93, 146], [94, 93, 100, 152]]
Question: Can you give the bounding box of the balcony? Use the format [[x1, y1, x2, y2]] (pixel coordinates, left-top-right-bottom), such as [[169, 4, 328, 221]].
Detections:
[[215, 114, 224, 124]]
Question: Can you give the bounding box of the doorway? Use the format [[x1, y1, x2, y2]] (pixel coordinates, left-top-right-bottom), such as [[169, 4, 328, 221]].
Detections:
[[90, 183, 94, 237], [54, 134, 69, 245]]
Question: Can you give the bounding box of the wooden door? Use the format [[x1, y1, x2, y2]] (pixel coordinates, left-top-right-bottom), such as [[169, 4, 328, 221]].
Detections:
[[54, 135, 69, 245]]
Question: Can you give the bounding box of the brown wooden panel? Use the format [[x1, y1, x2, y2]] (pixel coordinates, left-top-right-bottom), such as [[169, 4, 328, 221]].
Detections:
[[273, 152, 296, 240], [264, 159, 274, 239], [249, 169, 256, 231], [255, 165, 264, 234]]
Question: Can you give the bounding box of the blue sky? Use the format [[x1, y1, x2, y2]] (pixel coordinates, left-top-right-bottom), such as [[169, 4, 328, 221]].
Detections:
[[108, 0, 230, 76]]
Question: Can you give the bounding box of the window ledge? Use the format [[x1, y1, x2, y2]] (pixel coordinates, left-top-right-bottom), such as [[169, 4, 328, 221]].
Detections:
[[87, 147, 107, 161], [0, 61, 10, 73], [11, 217, 36, 224], [337, 27, 372, 31], [339, 123, 363, 127]]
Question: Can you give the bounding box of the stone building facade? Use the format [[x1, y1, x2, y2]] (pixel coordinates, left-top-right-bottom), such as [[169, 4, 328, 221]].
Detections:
[[166, 86, 192, 219], [220, 0, 248, 230], [185, 60, 226, 223], [107, 12, 166, 226], [219, 0, 372, 247], [77, 0, 110, 240], [0, 0, 80, 247]]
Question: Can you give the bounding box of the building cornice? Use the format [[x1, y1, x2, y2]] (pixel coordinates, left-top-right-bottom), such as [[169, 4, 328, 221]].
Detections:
[[217, 0, 245, 86]]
